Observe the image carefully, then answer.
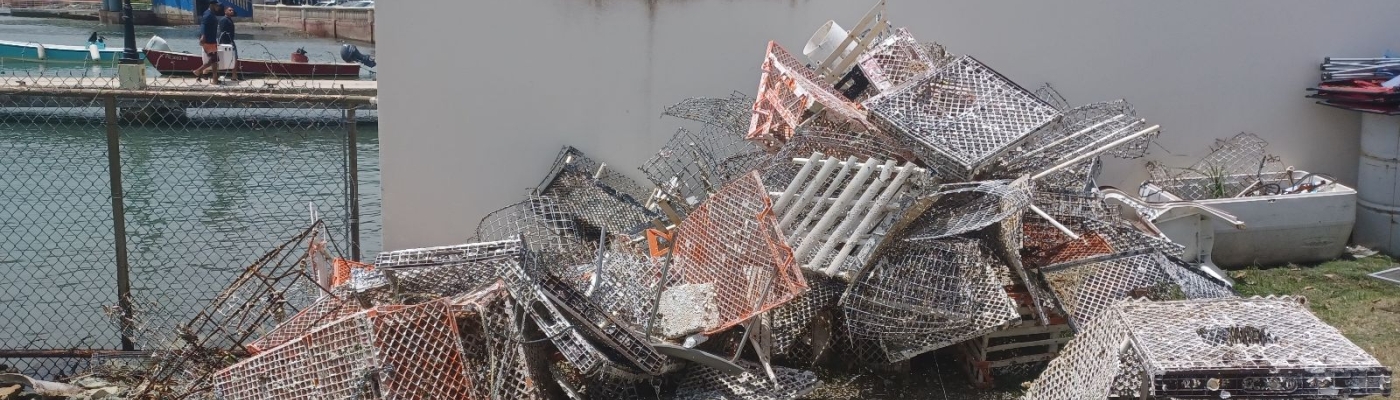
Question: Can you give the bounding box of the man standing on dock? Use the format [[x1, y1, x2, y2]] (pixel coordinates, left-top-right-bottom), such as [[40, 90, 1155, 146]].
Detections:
[[218, 5, 239, 82], [193, 2, 222, 84]]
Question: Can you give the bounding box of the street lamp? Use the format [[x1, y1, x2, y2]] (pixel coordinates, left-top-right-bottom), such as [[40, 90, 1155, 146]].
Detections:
[[119, 0, 139, 64]]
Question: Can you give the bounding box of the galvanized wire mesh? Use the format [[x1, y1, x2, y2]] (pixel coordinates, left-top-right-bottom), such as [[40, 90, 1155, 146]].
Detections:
[[769, 271, 846, 366], [672, 362, 819, 400], [1041, 250, 1230, 329], [862, 55, 1062, 179], [1029, 297, 1394, 400], [662, 171, 807, 336], [840, 238, 977, 340], [371, 240, 525, 304], [475, 196, 597, 271], [0, 72, 376, 379], [662, 91, 757, 138], [905, 177, 1033, 241], [642, 124, 767, 214], [872, 244, 1022, 363], [855, 28, 947, 93], [537, 146, 658, 238], [1000, 99, 1154, 177], [1145, 132, 1290, 200]]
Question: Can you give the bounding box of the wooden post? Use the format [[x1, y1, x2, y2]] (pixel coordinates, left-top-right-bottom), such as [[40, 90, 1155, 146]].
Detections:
[[104, 95, 135, 352]]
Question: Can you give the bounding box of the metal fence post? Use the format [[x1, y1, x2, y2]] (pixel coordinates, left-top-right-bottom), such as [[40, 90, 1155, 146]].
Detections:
[[104, 95, 135, 351], [346, 108, 361, 262]]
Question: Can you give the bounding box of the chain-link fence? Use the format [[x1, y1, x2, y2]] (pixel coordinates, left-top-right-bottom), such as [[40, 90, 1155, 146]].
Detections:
[[0, 71, 378, 379]]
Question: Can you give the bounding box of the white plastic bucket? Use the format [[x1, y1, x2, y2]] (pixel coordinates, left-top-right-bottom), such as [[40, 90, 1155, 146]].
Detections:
[[803, 20, 856, 66], [217, 44, 235, 69]]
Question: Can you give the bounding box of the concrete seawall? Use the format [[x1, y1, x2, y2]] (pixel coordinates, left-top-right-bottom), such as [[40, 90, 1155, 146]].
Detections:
[[252, 4, 372, 44]]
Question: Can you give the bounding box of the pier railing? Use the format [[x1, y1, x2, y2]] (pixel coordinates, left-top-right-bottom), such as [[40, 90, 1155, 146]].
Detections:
[[0, 73, 379, 380]]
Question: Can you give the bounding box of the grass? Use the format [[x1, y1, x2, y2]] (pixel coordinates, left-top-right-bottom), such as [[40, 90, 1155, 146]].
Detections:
[[802, 255, 1400, 399]]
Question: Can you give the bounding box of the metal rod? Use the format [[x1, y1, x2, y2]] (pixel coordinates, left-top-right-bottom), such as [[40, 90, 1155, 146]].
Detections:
[[105, 94, 135, 352], [1027, 203, 1080, 240], [1018, 114, 1125, 159], [0, 349, 153, 358], [1032, 125, 1160, 180], [346, 108, 361, 261]]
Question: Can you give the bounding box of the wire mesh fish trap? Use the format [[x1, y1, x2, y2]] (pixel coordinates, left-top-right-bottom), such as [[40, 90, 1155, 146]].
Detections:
[[534, 273, 670, 375], [537, 146, 658, 238], [553, 249, 664, 330], [663, 171, 808, 335], [214, 299, 476, 400], [663, 91, 759, 137], [856, 28, 948, 93], [452, 283, 555, 400], [369, 239, 527, 304], [748, 41, 873, 151], [769, 270, 846, 366], [136, 222, 338, 399], [862, 55, 1062, 180], [839, 238, 978, 341], [476, 196, 598, 271], [904, 177, 1033, 241], [999, 100, 1154, 177], [244, 288, 364, 354], [642, 124, 768, 215], [1030, 297, 1393, 400], [1040, 250, 1231, 329], [1145, 132, 1291, 200], [869, 244, 1022, 363], [498, 249, 630, 377], [764, 151, 936, 278], [672, 362, 820, 400]]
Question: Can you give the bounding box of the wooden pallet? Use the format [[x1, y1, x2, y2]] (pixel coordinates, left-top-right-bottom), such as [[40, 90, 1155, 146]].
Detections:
[[957, 285, 1073, 389]]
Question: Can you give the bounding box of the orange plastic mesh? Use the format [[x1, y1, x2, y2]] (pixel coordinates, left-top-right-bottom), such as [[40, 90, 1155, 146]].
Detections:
[[245, 291, 364, 354], [332, 258, 374, 288], [748, 41, 869, 151], [669, 171, 808, 335], [370, 300, 475, 399]]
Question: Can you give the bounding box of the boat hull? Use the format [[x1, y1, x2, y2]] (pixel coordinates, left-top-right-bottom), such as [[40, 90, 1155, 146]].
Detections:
[[144, 49, 362, 79], [0, 40, 141, 63]]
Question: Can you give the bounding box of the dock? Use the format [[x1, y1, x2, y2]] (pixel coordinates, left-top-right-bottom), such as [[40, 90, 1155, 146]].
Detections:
[[0, 76, 377, 109]]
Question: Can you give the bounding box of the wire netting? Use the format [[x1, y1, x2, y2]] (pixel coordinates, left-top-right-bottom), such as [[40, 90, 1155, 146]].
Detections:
[[839, 238, 978, 340], [855, 28, 949, 93], [748, 41, 872, 151], [1145, 132, 1291, 200], [0, 72, 377, 380]]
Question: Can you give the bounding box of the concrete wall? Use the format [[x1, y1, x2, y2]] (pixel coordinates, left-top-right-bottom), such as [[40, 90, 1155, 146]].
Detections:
[[378, 0, 1400, 250], [253, 4, 373, 43]]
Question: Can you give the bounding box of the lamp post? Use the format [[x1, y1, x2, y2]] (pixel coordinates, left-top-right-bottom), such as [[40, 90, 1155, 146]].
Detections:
[[119, 0, 139, 64]]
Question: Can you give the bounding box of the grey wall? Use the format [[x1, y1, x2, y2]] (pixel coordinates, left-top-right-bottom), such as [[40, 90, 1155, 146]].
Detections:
[[379, 0, 1400, 250]]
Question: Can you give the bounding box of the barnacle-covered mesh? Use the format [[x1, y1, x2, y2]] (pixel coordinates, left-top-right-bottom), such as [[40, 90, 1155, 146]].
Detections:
[[856, 28, 944, 93], [862, 55, 1061, 180], [498, 255, 619, 377], [665, 171, 807, 335], [1040, 251, 1231, 328], [904, 178, 1032, 241], [748, 41, 871, 151], [1145, 132, 1291, 200], [770, 271, 846, 366], [1033, 297, 1394, 400], [556, 250, 663, 331], [245, 288, 364, 354], [369, 300, 476, 399], [537, 146, 658, 238], [672, 362, 819, 400], [873, 246, 1022, 363], [454, 284, 555, 400], [642, 124, 768, 214], [840, 238, 977, 340], [370, 240, 526, 303], [763, 151, 935, 277]]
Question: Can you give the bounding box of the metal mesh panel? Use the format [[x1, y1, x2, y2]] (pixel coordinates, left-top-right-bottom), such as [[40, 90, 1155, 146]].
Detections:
[[662, 91, 757, 137], [672, 362, 819, 400], [748, 41, 872, 151], [1021, 299, 1131, 400], [862, 55, 1061, 179], [499, 253, 619, 376], [454, 283, 554, 400], [1040, 251, 1230, 329], [766, 152, 935, 277], [769, 271, 846, 366], [369, 300, 475, 399], [245, 289, 363, 354], [872, 247, 1022, 363], [665, 171, 807, 335], [905, 178, 1032, 241], [840, 239, 977, 340], [213, 336, 318, 400], [537, 146, 658, 238], [1000, 100, 1154, 177], [373, 240, 525, 303], [536, 274, 669, 375], [1145, 132, 1291, 200], [476, 196, 597, 270], [855, 28, 945, 93], [643, 124, 768, 214]]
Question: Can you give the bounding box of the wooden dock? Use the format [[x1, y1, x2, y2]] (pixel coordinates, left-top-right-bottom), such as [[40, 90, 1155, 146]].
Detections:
[[0, 76, 377, 109]]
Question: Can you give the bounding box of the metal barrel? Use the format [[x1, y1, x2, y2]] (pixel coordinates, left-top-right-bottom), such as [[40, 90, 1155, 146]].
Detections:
[[1355, 113, 1400, 256]]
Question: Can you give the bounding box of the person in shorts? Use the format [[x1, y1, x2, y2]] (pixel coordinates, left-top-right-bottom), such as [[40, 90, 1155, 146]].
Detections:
[[193, 2, 221, 84], [218, 5, 239, 81]]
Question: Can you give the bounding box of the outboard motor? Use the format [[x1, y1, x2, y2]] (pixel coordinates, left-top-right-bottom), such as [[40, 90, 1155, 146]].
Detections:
[[145, 35, 171, 52], [340, 44, 375, 68]]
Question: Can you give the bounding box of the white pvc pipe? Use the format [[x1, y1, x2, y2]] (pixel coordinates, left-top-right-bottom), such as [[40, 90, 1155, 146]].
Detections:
[[1058, 120, 1143, 162], [779, 155, 841, 231], [773, 152, 824, 213], [794, 157, 879, 263], [789, 156, 859, 244], [1018, 114, 1125, 160], [1032, 125, 1160, 180], [1027, 203, 1080, 240], [824, 159, 920, 276], [809, 159, 894, 270]]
